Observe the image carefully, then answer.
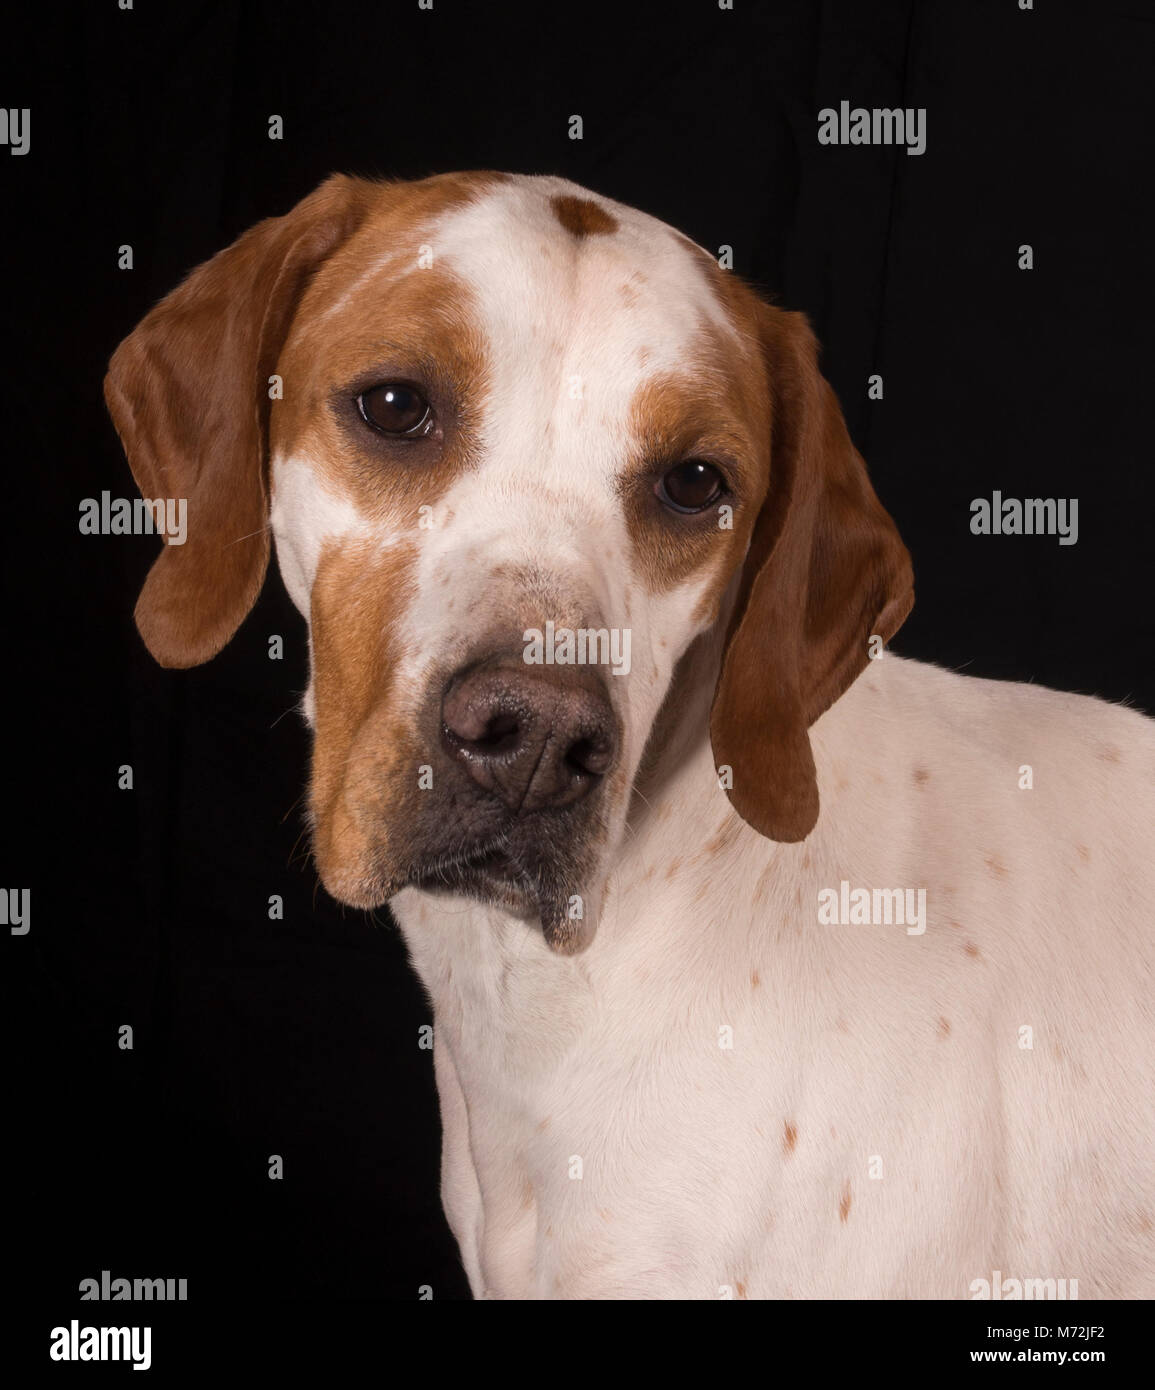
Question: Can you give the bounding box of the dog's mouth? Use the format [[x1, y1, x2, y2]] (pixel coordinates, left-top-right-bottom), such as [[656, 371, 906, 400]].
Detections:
[[400, 825, 600, 952], [408, 840, 531, 909]]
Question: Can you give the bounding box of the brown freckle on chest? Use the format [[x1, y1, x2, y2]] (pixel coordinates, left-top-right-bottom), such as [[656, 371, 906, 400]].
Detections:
[[1076, 844, 1091, 862], [984, 853, 1009, 878], [1097, 744, 1122, 764], [839, 1183, 852, 1222], [705, 819, 743, 855], [913, 767, 930, 785], [963, 941, 981, 959], [551, 194, 619, 238], [735, 1280, 748, 1298], [783, 1121, 797, 1154], [937, 1016, 952, 1038], [750, 969, 760, 988]]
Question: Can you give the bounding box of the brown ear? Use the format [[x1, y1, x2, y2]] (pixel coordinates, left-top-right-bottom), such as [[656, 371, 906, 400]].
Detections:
[[710, 304, 914, 841], [104, 174, 373, 668]]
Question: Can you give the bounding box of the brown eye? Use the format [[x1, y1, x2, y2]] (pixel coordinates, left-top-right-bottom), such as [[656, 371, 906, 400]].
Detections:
[[357, 383, 432, 436], [656, 460, 726, 513]]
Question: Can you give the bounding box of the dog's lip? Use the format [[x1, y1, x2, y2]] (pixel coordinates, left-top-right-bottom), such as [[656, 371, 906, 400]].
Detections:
[[405, 839, 522, 891]]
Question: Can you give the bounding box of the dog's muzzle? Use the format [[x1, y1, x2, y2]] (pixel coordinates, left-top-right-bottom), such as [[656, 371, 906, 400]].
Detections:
[[399, 650, 620, 950]]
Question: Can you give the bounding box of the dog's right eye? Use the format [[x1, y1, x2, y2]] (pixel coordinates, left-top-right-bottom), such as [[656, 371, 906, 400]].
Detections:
[[656, 459, 727, 514], [357, 384, 433, 437]]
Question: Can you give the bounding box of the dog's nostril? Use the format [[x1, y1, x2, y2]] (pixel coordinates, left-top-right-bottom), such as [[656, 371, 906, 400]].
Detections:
[[472, 711, 520, 753], [566, 735, 614, 778], [443, 686, 521, 751]]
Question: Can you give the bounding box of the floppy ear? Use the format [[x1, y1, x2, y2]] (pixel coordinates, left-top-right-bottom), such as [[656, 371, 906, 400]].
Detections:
[[710, 303, 914, 842], [104, 174, 373, 668]]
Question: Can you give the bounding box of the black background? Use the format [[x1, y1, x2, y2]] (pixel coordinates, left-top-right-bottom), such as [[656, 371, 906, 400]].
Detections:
[[5, 0, 1155, 1328]]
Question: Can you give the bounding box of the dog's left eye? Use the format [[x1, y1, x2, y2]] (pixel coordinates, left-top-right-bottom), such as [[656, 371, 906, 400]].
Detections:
[[656, 460, 726, 514], [357, 384, 432, 436]]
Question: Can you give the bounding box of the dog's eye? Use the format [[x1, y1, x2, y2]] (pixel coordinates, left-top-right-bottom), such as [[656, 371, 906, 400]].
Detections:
[[656, 460, 726, 513], [357, 384, 432, 436]]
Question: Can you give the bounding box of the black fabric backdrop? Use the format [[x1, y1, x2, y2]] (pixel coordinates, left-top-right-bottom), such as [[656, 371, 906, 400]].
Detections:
[[6, 0, 1155, 1315]]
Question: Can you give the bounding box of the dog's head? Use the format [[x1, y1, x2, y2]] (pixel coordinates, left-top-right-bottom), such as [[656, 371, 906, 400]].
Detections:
[[106, 172, 912, 953]]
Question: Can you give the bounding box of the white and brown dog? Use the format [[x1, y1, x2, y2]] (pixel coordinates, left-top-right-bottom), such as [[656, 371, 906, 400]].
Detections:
[[106, 172, 1155, 1299]]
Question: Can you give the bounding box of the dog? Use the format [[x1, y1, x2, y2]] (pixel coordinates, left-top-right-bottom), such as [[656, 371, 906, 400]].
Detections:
[[106, 171, 1155, 1299]]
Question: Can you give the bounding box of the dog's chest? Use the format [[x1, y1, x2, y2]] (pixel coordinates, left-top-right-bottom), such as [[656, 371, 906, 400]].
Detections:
[[393, 878, 1000, 1299]]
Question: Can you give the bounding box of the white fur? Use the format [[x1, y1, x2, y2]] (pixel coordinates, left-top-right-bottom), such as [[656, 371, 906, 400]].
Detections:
[[271, 175, 1155, 1299], [396, 655, 1155, 1299]]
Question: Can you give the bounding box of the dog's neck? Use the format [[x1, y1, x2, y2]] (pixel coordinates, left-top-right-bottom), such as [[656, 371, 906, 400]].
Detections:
[[389, 603, 834, 1044]]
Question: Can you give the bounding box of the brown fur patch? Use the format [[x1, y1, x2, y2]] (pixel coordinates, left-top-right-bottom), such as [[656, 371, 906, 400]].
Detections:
[[620, 355, 768, 608], [551, 194, 618, 238], [308, 536, 421, 903], [700, 275, 914, 844], [266, 177, 506, 908], [273, 198, 494, 522], [104, 173, 388, 668]]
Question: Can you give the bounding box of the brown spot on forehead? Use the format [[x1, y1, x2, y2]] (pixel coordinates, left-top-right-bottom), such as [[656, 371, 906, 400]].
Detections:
[[551, 194, 619, 238]]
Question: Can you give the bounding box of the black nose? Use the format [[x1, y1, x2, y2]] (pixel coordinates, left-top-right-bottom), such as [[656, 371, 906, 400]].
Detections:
[[441, 663, 618, 814]]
